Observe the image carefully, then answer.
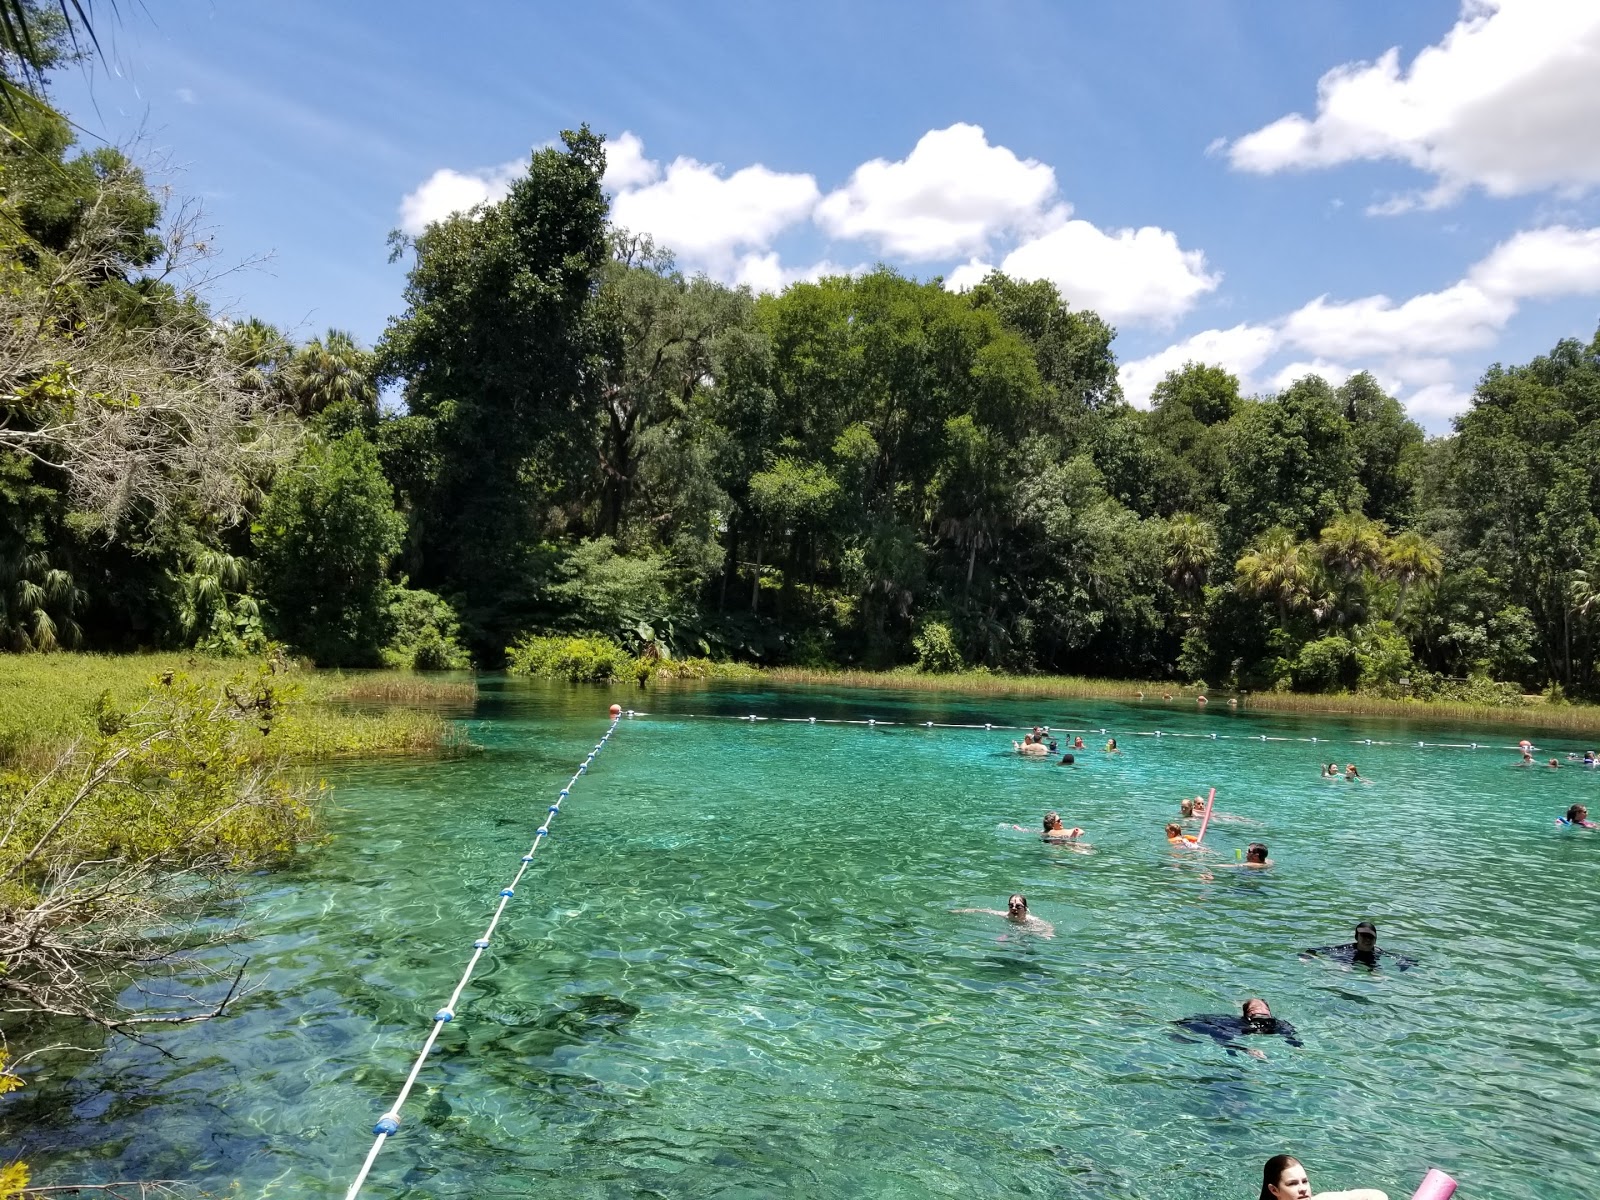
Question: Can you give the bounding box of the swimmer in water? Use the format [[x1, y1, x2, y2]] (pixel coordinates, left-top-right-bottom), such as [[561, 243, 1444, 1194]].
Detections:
[[1039, 812, 1085, 842], [1321, 762, 1340, 778], [1238, 841, 1272, 868], [1258, 1155, 1389, 1200], [1558, 804, 1597, 829], [1166, 822, 1199, 847], [1586, 750, 1597, 766], [1179, 797, 1199, 819], [1302, 919, 1414, 970], [1105, 737, 1119, 753], [1548, 757, 1561, 769], [1057, 752, 1076, 765], [1344, 763, 1365, 782], [951, 893, 1055, 938], [1013, 735, 1050, 756], [1172, 998, 1303, 1060], [1072, 736, 1085, 750]]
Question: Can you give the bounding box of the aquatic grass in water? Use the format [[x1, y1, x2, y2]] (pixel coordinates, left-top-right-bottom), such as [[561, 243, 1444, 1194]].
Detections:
[[6, 679, 1599, 1199]]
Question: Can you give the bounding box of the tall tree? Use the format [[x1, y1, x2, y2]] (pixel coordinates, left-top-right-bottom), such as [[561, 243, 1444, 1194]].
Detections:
[[379, 127, 611, 653]]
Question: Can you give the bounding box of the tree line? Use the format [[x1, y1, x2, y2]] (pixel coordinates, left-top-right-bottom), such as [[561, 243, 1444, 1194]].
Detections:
[[5, 40, 1600, 697]]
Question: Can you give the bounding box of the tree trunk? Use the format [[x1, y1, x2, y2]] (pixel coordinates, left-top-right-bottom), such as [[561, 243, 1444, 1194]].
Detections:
[[751, 536, 761, 615]]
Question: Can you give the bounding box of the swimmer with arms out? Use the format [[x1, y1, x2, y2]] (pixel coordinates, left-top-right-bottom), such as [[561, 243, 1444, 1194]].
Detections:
[[1172, 998, 1303, 1060], [1558, 803, 1597, 829], [1259, 1155, 1388, 1200], [952, 893, 1055, 938], [1302, 920, 1415, 970]]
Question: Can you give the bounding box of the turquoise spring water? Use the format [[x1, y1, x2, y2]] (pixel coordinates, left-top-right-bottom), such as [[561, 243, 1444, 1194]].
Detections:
[[8, 679, 1600, 1198]]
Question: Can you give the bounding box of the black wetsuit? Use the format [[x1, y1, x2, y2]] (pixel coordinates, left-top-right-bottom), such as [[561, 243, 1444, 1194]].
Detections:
[[1303, 943, 1416, 971], [1171, 1014, 1303, 1055]]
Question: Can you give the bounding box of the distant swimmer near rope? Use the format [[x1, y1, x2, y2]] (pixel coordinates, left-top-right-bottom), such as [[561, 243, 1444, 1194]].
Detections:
[[1301, 920, 1415, 970], [1171, 998, 1303, 1060], [1259, 1155, 1389, 1200], [952, 893, 1055, 938]]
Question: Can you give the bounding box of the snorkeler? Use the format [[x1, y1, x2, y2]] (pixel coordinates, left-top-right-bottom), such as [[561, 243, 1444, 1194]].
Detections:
[[1171, 998, 1303, 1059], [1301, 920, 1415, 970], [1238, 841, 1271, 868], [951, 893, 1055, 938], [1258, 1155, 1389, 1200], [1558, 804, 1597, 829]]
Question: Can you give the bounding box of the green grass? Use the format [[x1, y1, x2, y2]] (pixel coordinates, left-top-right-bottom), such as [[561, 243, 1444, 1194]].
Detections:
[[0, 653, 474, 770]]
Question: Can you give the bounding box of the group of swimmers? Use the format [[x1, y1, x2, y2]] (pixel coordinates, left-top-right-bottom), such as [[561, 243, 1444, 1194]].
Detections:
[[1319, 762, 1366, 781], [977, 729, 1419, 1197]]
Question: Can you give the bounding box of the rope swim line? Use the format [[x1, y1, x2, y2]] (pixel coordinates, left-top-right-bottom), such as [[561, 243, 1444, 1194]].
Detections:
[[342, 714, 622, 1200], [620, 710, 1554, 753]]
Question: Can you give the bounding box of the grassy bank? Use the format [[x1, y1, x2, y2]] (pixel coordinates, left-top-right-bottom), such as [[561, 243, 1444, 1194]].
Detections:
[[0, 653, 474, 770]]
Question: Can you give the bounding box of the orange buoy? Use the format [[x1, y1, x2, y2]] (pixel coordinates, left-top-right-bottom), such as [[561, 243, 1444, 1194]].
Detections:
[[608, 703, 622, 718]]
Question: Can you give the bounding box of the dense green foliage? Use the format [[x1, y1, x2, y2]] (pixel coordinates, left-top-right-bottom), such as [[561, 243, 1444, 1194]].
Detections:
[[4, 50, 1600, 700]]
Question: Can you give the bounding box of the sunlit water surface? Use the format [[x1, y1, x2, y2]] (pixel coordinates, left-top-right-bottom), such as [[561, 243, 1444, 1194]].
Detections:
[[8, 679, 1600, 1198]]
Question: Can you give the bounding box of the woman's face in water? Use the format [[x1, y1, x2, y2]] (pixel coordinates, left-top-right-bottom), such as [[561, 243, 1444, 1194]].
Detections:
[[1268, 1163, 1312, 1199]]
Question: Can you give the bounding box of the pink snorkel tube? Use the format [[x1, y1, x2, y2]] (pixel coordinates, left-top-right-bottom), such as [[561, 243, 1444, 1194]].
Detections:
[[1411, 1168, 1457, 1199], [1194, 787, 1216, 845]]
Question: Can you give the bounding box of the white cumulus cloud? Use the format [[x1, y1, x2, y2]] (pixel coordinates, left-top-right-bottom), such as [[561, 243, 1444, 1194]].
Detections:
[[611, 155, 820, 276], [1117, 221, 1600, 426], [993, 219, 1221, 326], [398, 161, 521, 236], [603, 131, 660, 190], [1467, 224, 1600, 299], [1117, 324, 1280, 408], [734, 252, 860, 294], [1225, 0, 1600, 211], [815, 123, 1059, 260]]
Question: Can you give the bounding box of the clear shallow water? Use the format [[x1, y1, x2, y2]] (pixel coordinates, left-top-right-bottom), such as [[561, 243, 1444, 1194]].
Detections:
[[9, 680, 1600, 1199]]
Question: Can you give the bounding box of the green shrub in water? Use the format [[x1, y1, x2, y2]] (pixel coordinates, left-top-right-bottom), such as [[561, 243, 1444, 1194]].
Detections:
[[506, 634, 632, 681]]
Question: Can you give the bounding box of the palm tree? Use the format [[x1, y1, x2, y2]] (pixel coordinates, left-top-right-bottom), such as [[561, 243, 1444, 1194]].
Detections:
[[1164, 513, 1218, 612], [282, 329, 377, 419], [1318, 512, 1386, 582], [0, 548, 83, 650], [1235, 527, 1312, 626], [1383, 530, 1444, 620]]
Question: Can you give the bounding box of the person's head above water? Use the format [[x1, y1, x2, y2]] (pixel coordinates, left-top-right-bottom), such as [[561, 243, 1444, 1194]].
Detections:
[[1043, 812, 1064, 831], [1242, 998, 1276, 1030], [1245, 842, 1269, 864], [1058, 753, 1075, 765], [1566, 804, 1589, 824], [1354, 920, 1378, 954], [1006, 894, 1028, 920], [1165, 822, 1183, 839], [1259, 1155, 1311, 1200], [1179, 797, 1196, 817]]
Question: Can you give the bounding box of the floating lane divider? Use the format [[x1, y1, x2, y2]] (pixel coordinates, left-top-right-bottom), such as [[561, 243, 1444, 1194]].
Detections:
[[640, 711, 1539, 753], [342, 713, 623, 1200]]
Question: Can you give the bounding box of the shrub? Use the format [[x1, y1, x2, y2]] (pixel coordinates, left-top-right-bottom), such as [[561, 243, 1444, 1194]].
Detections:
[[1354, 620, 1414, 694], [506, 634, 632, 682], [912, 619, 964, 673], [383, 586, 470, 671], [1291, 635, 1355, 693]]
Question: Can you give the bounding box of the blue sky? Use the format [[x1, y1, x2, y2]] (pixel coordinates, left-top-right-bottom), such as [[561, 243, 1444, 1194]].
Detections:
[[49, 0, 1600, 430]]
